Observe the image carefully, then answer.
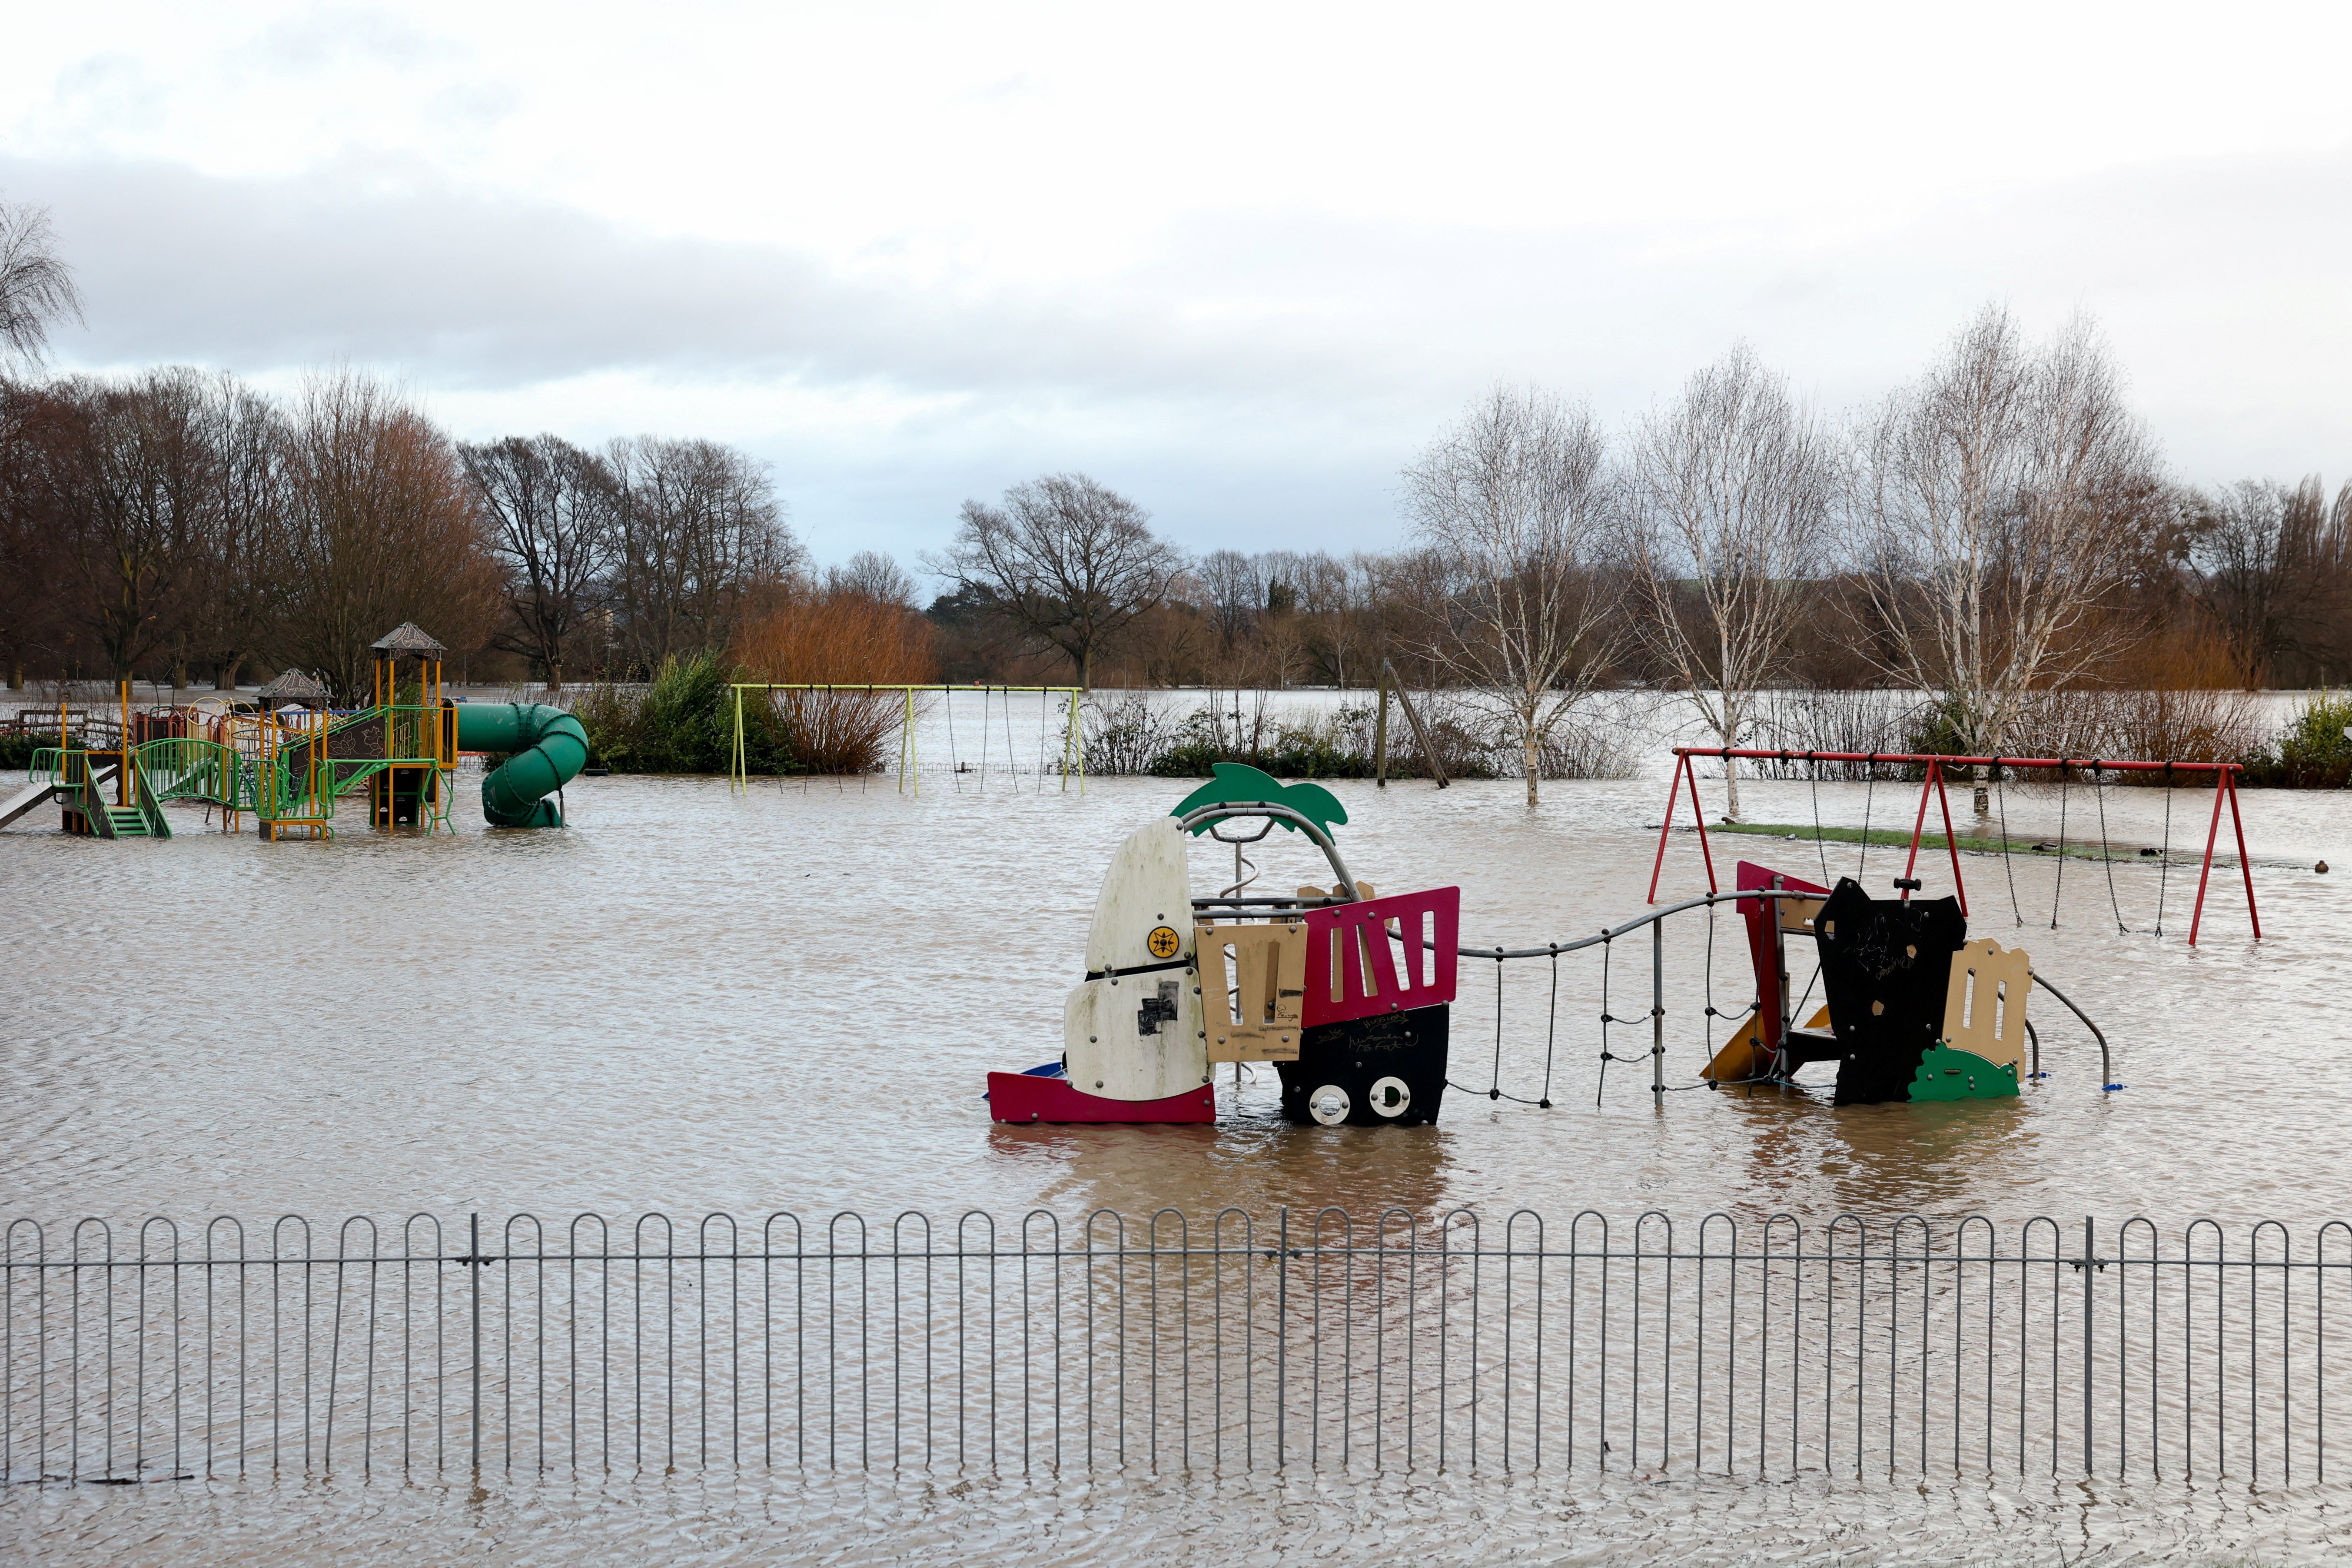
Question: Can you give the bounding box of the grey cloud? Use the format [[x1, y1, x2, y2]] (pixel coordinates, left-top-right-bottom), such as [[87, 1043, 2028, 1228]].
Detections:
[[2, 142, 2345, 559], [2, 154, 1437, 409]]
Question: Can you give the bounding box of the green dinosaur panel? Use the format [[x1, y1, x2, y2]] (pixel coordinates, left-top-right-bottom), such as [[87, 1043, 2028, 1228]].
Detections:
[[1169, 763, 1348, 837], [1908, 1044, 2020, 1101]]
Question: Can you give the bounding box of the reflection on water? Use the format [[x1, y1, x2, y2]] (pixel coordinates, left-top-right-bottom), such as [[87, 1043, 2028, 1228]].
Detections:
[[1723, 1088, 2044, 1219], [10, 1465, 2352, 1566], [2, 763, 2348, 1560]]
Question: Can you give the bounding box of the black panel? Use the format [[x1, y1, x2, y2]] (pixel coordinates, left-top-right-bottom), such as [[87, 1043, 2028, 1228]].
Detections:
[[1812, 878, 1967, 1106], [1276, 1003, 1451, 1127]]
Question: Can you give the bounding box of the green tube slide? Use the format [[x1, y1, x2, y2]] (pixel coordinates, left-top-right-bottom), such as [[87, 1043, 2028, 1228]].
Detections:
[[453, 703, 590, 828]]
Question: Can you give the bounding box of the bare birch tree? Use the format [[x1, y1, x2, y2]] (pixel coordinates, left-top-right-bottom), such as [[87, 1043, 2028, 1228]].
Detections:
[[1403, 385, 1621, 807], [1853, 307, 2164, 776], [1626, 344, 1834, 818], [0, 201, 83, 367]]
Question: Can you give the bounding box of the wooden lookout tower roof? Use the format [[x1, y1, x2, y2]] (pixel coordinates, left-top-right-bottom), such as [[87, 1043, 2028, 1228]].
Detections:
[[371, 622, 447, 658], [256, 669, 331, 708]]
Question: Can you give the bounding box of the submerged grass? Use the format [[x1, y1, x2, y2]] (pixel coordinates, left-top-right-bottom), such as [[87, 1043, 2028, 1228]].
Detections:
[[1705, 820, 2212, 865]]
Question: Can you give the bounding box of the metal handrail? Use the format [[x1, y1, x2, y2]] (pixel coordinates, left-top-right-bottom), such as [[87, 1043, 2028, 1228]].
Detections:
[[2029, 967, 2115, 1088]]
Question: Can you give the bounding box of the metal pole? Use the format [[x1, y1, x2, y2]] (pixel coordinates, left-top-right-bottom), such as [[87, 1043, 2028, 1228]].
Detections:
[[1651, 919, 1665, 1100], [2082, 1214, 2095, 1475], [1275, 1206, 1289, 1469], [900, 688, 914, 795], [2187, 769, 2229, 946], [2227, 772, 2261, 939], [1374, 665, 1390, 787], [470, 1212, 483, 1478]]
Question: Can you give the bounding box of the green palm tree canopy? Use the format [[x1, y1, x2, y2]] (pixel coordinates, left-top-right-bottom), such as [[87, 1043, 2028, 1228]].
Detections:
[[1169, 762, 1348, 837]]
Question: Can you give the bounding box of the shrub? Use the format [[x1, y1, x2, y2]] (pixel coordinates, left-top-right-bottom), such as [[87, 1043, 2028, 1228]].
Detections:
[[576, 654, 803, 775], [1080, 692, 1636, 781], [728, 587, 936, 774], [2244, 691, 2352, 789]]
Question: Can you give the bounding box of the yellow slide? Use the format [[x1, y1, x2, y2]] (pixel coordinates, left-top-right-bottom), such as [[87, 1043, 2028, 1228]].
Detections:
[[1706, 1007, 1831, 1084]]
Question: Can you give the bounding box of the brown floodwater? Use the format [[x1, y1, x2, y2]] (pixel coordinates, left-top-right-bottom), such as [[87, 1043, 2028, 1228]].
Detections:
[[4, 732, 2350, 1562]]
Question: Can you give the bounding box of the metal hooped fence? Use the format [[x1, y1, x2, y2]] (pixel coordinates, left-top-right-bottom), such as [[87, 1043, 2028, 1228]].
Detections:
[[7, 1208, 2350, 1488]]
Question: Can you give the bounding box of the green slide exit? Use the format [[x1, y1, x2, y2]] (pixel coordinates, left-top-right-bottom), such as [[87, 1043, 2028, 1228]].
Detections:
[[453, 703, 590, 828]]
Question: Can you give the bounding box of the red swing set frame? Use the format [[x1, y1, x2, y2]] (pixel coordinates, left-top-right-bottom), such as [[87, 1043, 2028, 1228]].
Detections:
[[1646, 748, 2261, 946]]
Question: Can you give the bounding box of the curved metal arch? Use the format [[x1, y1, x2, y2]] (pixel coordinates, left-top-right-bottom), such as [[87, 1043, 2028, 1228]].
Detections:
[[1176, 801, 1362, 900]]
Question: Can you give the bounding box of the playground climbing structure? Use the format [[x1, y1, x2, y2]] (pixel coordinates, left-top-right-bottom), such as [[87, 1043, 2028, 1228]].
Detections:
[[0, 623, 586, 842]]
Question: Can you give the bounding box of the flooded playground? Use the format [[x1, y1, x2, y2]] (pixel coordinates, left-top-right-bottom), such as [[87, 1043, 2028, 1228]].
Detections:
[[7, 708, 2352, 1564]]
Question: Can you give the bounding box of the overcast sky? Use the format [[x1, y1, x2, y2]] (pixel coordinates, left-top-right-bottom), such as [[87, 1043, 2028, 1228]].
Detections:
[[9, 3, 2351, 574]]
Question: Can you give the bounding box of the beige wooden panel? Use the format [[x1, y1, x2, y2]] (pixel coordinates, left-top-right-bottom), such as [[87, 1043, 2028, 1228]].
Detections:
[[1942, 938, 2032, 1073], [1778, 897, 1825, 936], [1197, 920, 1306, 1063]]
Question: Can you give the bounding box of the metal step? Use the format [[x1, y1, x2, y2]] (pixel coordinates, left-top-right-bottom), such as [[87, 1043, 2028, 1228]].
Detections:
[[104, 806, 149, 838]]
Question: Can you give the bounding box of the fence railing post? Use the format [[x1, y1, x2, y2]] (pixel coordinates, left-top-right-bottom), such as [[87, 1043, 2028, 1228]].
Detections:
[[1651, 920, 1665, 1101], [468, 1212, 483, 1480], [1274, 1206, 1289, 1471], [2082, 1215, 2095, 1475]]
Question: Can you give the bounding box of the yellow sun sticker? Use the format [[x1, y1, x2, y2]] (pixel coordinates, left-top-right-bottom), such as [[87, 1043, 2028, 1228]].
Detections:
[[1146, 925, 1182, 960]]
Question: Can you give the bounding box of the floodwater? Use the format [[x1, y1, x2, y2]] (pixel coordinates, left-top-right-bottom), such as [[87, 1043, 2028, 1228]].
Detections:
[[5, 691, 2351, 1563]]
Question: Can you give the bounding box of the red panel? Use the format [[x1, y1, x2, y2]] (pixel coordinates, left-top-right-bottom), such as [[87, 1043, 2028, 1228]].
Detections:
[[1302, 886, 1460, 1029], [985, 1073, 1216, 1124], [1735, 860, 1831, 1058]]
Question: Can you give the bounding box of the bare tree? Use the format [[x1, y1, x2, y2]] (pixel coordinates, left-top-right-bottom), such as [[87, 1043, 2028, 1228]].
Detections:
[[2188, 475, 2352, 687], [1198, 549, 1260, 651], [276, 372, 502, 699], [50, 369, 221, 681], [928, 473, 1183, 689], [0, 377, 78, 687], [0, 201, 83, 368], [607, 437, 801, 673], [1626, 344, 1835, 817], [185, 373, 287, 691], [825, 549, 917, 608], [1852, 306, 2165, 761], [1402, 385, 1623, 806], [461, 435, 616, 691]]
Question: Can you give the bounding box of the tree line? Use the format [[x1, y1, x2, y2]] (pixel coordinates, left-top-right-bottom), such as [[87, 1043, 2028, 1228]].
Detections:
[[3, 195, 2345, 802], [0, 367, 836, 701], [930, 309, 2351, 806]]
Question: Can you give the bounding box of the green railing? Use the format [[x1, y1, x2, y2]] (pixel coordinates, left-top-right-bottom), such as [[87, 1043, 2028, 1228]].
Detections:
[[135, 737, 248, 807], [30, 745, 172, 838], [38, 708, 454, 835]]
